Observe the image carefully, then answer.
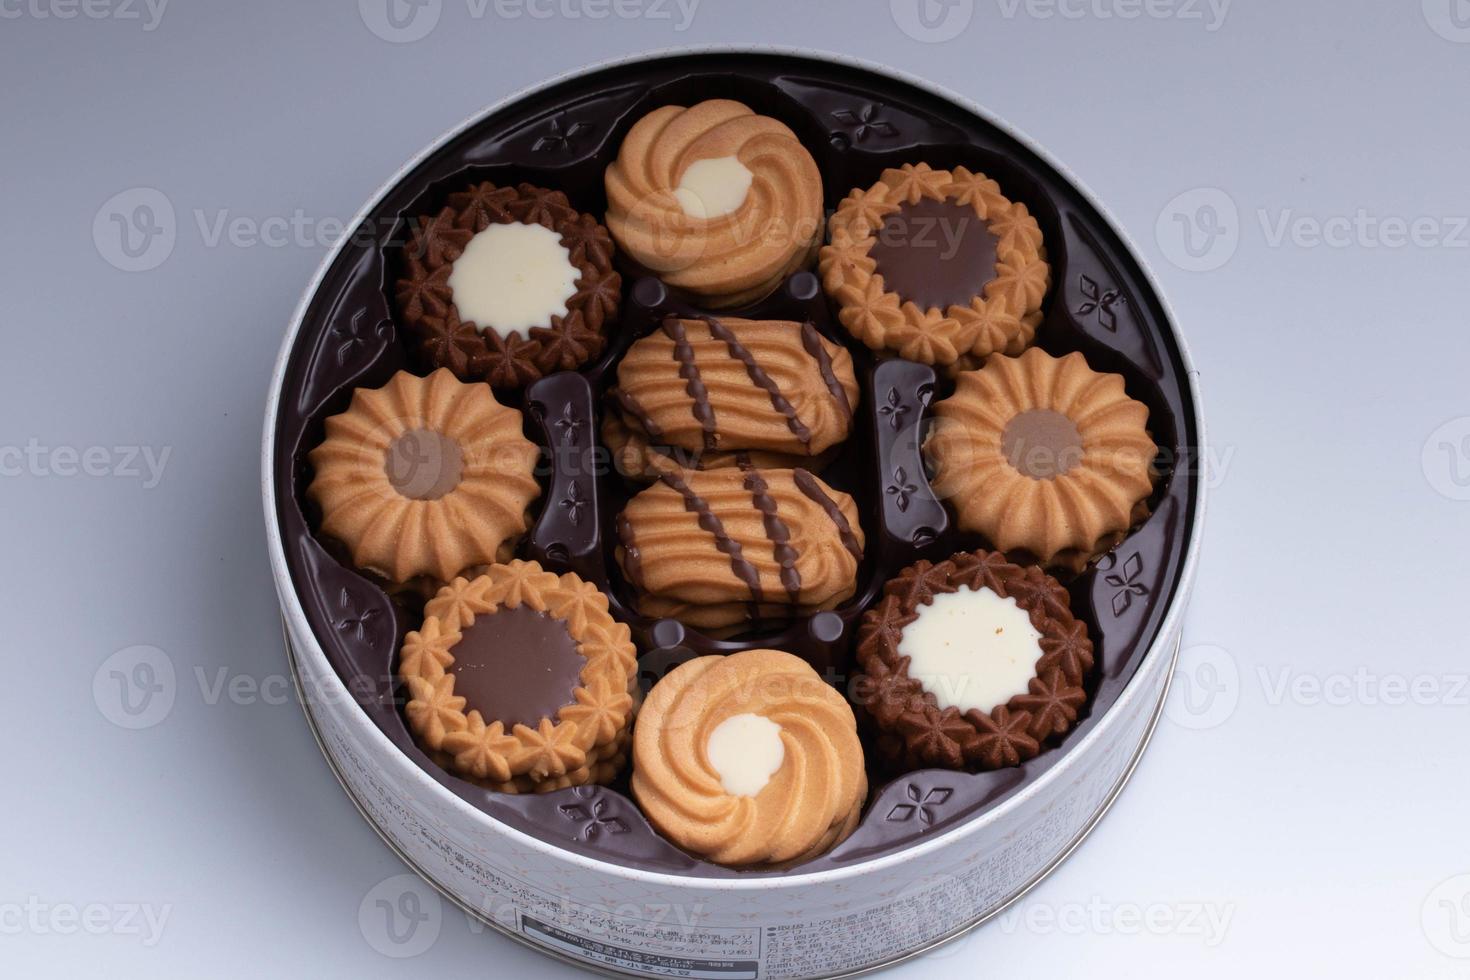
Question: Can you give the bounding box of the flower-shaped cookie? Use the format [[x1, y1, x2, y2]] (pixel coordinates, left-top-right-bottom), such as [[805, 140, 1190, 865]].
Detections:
[[604, 100, 824, 308], [395, 181, 622, 389], [306, 369, 541, 585], [399, 561, 639, 794], [818, 163, 1049, 366], [631, 649, 867, 868], [854, 550, 1094, 772], [925, 348, 1157, 572]]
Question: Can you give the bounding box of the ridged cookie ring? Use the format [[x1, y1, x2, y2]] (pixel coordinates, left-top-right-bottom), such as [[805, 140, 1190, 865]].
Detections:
[[306, 369, 541, 585], [925, 348, 1157, 572]]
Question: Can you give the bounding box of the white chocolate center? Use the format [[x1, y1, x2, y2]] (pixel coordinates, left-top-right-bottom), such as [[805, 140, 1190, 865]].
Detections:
[[899, 585, 1044, 715], [706, 712, 784, 797], [674, 155, 754, 219], [447, 222, 579, 338]]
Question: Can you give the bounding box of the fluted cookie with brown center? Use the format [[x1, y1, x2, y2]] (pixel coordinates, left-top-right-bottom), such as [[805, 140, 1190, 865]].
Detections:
[[604, 100, 824, 308], [603, 316, 859, 480], [306, 369, 541, 587], [632, 649, 867, 868], [819, 162, 1049, 366], [616, 466, 864, 631], [925, 347, 1157, 572], [399, 561, 639, 794], [854, 550, 1093, 773], [395, 181, 622, 389]]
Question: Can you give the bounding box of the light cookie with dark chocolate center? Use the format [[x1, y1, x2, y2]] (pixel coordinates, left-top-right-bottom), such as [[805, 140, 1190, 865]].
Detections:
[[819, 162, 1049, 366], [398, 561, 638, 794]]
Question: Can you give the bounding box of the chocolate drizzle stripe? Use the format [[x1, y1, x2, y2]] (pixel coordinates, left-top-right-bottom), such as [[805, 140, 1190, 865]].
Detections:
[[662, 318, 717, 452], [742, 467, 802, 604], [800, 321, 854, 423], [793, 468, 863, 563], [701, 316, 813, 448], [612, 389, 663, 441], [656, 470, 764, 604], [615, 511, 646, 592]]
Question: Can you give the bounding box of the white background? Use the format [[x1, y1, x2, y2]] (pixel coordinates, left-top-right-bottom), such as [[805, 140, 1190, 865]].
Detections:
[[4, 0, 1469, 975]]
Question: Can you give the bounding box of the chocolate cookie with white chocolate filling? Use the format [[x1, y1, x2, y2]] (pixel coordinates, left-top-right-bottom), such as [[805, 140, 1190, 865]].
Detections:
[[395, 181, 621, 389], [615, 466, 864, 633], [854, 549, 1094, 773], [603, 316, 860, 480]]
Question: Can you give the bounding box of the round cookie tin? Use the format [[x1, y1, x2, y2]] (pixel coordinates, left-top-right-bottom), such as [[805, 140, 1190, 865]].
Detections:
[[263, 48, 1205, 978]]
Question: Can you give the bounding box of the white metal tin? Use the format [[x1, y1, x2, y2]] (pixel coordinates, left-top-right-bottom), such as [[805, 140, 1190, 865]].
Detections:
[[263, 47, 1206, 979]]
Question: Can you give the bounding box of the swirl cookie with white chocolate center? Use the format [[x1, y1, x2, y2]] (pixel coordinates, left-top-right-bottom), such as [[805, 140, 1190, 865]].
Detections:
[[632, 649, 866, 868], [605, 99, 824, 308]]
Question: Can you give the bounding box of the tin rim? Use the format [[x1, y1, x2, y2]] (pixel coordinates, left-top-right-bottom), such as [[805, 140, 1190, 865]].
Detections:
[[286, 623, 1180, 979], [262, 44, 1208, 890]]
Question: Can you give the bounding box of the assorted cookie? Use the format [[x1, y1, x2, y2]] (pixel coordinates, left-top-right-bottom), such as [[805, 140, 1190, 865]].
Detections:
[[604, 316, 859, 480], [925, 347, 1157, 573], [854, 550, 1094, 772], [632, 649, 866, 867], [605, 99, 824, 308], [307, 369, 541, 587], [616, 466, 865, 633], [396, 181, 622, 389], [819, 163, 1049, 367], [399, 561, 639, 793], [293, 87, 1177, 872]]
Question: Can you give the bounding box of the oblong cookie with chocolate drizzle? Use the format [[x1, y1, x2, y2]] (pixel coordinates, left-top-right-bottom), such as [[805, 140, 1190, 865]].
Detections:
[[604, 317, 859, 481], [616, 466, 865, 630]]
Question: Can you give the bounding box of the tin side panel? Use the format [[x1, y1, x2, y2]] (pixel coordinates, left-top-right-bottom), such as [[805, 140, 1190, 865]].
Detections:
[[290, 612, 1174, 979]]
